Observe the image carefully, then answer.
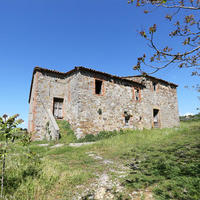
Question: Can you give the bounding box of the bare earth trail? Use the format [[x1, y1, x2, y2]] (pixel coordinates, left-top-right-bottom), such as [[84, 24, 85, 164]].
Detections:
[[69, 144, 154, 200], [38, 142, 154, 199]]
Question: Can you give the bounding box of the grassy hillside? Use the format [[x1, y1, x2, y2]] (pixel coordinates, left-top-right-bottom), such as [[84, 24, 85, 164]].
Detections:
[[1, 119, 200, 199]]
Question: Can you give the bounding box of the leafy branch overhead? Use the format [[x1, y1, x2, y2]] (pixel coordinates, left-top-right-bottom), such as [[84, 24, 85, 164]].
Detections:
[[128, 0, 200, 75]]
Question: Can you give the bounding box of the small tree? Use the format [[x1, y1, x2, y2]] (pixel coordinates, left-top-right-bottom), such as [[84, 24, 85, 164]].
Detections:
[[0, 114, 23, 197]]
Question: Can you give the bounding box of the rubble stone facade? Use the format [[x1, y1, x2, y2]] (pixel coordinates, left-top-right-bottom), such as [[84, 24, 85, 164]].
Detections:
[[28, 67, 179, 140]]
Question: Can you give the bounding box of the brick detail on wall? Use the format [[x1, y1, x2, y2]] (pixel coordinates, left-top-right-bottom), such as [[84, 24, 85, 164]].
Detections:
[[32, 72, 39, 132]]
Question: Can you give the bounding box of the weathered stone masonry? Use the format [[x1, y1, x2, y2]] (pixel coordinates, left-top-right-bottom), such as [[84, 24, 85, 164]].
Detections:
[[28, 66, 179, 139]]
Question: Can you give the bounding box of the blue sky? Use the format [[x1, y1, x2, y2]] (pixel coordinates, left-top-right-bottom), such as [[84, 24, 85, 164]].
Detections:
[[0, 0, 199, 128]]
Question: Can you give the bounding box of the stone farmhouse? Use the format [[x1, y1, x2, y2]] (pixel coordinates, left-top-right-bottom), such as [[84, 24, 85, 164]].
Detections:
[[28, 66, 179, 140]]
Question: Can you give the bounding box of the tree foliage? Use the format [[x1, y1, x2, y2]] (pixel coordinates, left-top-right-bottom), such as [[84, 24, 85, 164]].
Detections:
[[0, 114, 23, 142], [128, 0, 200, 75], [0, 114, 24, 197]]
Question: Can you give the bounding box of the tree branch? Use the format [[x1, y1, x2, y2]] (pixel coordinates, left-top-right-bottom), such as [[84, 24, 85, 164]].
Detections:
[[161, 5, 200, 10]]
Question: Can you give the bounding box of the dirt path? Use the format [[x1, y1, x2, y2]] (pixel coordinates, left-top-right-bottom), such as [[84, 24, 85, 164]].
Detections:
[[75, 152, 154, 200]]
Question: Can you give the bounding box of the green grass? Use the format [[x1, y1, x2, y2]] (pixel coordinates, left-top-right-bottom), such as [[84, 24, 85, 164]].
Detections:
[[57, 120, 130, 143], [123, 121, 200, 200], [56, 120, 77, 144], [0, 119, 199, 199]]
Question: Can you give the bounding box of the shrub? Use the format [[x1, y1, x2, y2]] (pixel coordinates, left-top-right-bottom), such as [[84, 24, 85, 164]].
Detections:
[[0, 114, 39, 198], [78, 129, 126, 142], [56, 120, 77, 144]]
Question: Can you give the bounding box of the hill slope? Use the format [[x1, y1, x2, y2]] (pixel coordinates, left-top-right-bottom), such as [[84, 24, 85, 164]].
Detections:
[[2, 119, 200, 199]]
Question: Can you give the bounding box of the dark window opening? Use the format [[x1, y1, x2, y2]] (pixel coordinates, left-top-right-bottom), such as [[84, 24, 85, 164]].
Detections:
[[53, 98, 64, 119], [95, 79, 103, 94], [135, 89, 140, 101], [125, 117, 129, 125], [97, 108, 102, 115], [124, 111, 131, 125], [153, 82, 157, 91], [153, 109, 160, 128]]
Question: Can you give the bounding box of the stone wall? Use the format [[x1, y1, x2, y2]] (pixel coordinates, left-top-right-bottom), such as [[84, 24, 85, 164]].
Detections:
[[125, 76, 180, 129], [28, 72, 38, 134], [28, 70, 81, 139], [28, 68, 180, 140], [74, 71, 144, 137]]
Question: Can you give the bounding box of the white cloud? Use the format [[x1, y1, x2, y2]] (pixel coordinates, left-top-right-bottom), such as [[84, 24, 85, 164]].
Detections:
[[183, 112, 194, 116]]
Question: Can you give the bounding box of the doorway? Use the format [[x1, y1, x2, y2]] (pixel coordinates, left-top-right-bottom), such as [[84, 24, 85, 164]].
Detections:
[[153, 109, 160, 128], [53, 98, 64, 119]]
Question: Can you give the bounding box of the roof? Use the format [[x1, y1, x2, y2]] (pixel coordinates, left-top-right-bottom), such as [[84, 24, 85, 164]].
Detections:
[[29, 66, 144, 103], [122, 75, 178, 87]]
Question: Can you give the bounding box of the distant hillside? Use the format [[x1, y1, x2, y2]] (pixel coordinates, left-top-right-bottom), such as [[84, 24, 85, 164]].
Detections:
[[180, 113, 200, 121]]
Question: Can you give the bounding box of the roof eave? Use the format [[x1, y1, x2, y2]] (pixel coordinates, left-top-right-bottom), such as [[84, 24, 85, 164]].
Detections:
[[122, 75, 178, 87]]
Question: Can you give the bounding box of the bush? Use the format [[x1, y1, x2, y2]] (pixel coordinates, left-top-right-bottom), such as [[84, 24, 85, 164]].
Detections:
[[78, 129, 126, 142], [56, 120, 77, 144], [57, 120, 128, 143]]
